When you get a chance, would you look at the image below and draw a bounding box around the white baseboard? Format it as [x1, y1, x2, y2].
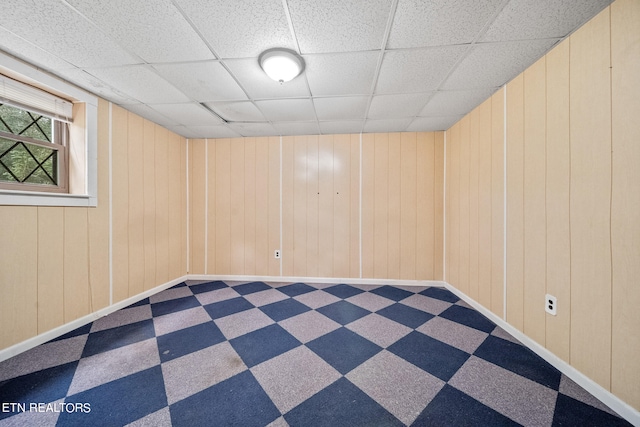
[442, 282, 640, 427]
[187, 274, 446, 288]
[0, 275, 188, 364]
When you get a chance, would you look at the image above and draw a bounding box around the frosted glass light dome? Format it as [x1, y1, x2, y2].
[259, 48, 305, 84]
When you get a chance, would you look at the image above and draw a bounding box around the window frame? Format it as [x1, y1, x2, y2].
[0, 51, 98, 207]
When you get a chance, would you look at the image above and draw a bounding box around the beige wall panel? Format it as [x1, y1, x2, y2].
[349, 135, 360, 278]
[143, 120, 157, 288]
[523, 58, 547, 345]
[254, 137, 270, 276]
[400, 133, 418, 280]
[63, 208, 90, 321]
[490, 89, 505, 317]
[569, 8, 612, 389]
[292, 136, 308, 277]
[611, 0, 640, 409]
[333, 134, 351, 278]
[154, 127, 170, 285]
[458, 118, 470, 295]
[545, 40, 571, 362]
[448, 124, 460, 287]
[37, 207, 64, 333]
[127, 113, 144, 297]
[205, 139, 216, 274]
[0, 207, 38, 348]
[244, 138, 257, 275]
[361, 134, 375, 278]
[267, 137, 280, 276]
[468, 110, 480, 301]
[416, 132, 434, 280]
[215, 139, 231, 275]
[373, 133, 389, 278]
[180, 138, 188, 275]
[318, 135, 335, 277]
[387, 134, 401, 279]
[87, 100, 110, 310]
[190, 139, 207, 275]
[281, 136, 295, 276]
[433, 132, 444, 281]
[306, 136, 319, 277]
[478, 100, 493, 309]
[168, 134, 183, 279]
[506, 75, 525, 331]
[111, 105, 129, 303]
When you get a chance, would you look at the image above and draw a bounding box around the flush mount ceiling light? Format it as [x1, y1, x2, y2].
[259, 48, 305, 84]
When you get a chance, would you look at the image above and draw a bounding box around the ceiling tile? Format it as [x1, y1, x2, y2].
[368, 93, 432, 119]
[407, 115, 462, 132]
[442, 39, 558, 90]
[375, 46, 468, 94]
[224, 58, 310, 99]
[227, 122, 278, 137]
[313, 96, 369, 121]
[149, 103, 222, 126]
[54, 68, 138, 104]
[254, 99, 316, 122]
[305, 52, 379, 96]
[388, 0, 505, 49]
[481, 0, 613, 42]
[0, 27, 76, 73]
[123, 104, 180, 127]
[273, 121, 320, 136]
[319, 121, 364, 135]
[205, 101, 266, 122]
[65, 0, 214, 63]
[288, 0, 393, 53]
[85, 65, 190, 104]
[363, 118, 412, 133]
[419, 88, 497, 117]
[0, 0, 139, 68]
[153, 62, 247, 102]
[168, 125, 240, 139]
[174, 0, 294, 58]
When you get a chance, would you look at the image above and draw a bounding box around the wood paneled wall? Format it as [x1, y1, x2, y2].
[445, 0, 640, 411]
[189, 132, 444, 281]
[0, 100, 187, 351]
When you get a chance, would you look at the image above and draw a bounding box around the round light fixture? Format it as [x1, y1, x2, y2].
[259, 48, 305, 84]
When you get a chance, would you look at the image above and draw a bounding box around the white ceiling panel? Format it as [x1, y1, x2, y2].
[313, 96, 369, 121]
[319, 121, 364, 135]
[273, 121, 321, 136]
[65, 0, 214, 63]
[123, 104, 180, 128]
[442, 39, 558, 90]
[85, 65, 190, 104]
[174, 0, 294, 59]
[153, 62, 247, 102]
[419, 89, 497, 117]
[255, 99, 316, 122]
[169, 125, 240, 139]
[224, 58, 310, 99]
[149, 103, 223, 126]
[54, 68, 137, 104]
[227, 122, 278, 137]
[375, 46, 468, 94]
[407, 115, 463, 132]
[288, 0, 393, 53]
[0, 0, 139, 68]
[481, 0, 612, 42]
[363, 118, 412, 133]
[205, 101, 266, 122]
[368, 93, 432, 119]
[0, 27, 76, 73]
[305, 52, 379, 96]
[388, 0, 506, 49]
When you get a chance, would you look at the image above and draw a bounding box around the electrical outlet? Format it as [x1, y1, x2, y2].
[545, 294, 557, 316]
[274, 250, 281, 259]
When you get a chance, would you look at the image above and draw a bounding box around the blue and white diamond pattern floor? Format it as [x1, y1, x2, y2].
[0, 281, 631, 426]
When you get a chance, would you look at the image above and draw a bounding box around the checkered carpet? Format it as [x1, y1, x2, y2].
[0, 281, 631, 426]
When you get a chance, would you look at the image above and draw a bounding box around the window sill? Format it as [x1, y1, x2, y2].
[0, 189, 97, 207]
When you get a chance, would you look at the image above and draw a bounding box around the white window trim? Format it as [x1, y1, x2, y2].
[0, 51, 98, 207]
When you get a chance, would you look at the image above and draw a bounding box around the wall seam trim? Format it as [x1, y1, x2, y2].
[186, 139, 190, 274]
[204, 139, 208, 275]
[443, 131, 447, 282]
[279, 136, 283, 277]
[503, 84, 508, 321]
[359, 133, 363, 279]
[108, 102, 113, 306]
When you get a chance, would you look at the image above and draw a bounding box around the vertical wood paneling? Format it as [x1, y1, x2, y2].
[37, 207, 64, 333]
[154, 127, 170, 285]
[478, 99, 492, 309]
[180, 137, 188, 275]
[244, 138, 257, 275]
[506, 74, 525, 331]
[63, 208, 89, 321]
[523, 57, 547, 345]
[448, 124, 460, 288]
[189, 139, 206, 274]
[111, 106, 129, 303]
[361, 134, 375, 278]
[611, 0, 640, 408]
[206, 139, 216, 274]
[569, 8, 612, 389]
[254, 137, 269, 275]
[306, 136, 319, 277]
[168, 133, 183, 279]
[458, 118, 470, 295]
[468, 109, 480, 301]
[292, 136, 308, 277]
[215, 139, 231, 275]
[373, 133, 389, 278]
[545, 40, 571, 361]
[416, 132, 434, 280]
[491, 89, 505, 317]
[433, 132, 444, 281]
[333, 134, 351, 278]
[281, 136, 294, 276]
[349, 134, 360, 278]
[268, 137, 280, 276]
[143, 120, 157, 288]
[318, 135, 334, 277]
[400, 133, 417, 280]
[127, 113, 144, 297]
[387, 134, 401, 279]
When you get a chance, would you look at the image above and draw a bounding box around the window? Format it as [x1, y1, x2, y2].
[0, 51, 98, 207]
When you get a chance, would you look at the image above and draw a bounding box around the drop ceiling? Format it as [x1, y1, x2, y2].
[0, 0, 612, 138]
